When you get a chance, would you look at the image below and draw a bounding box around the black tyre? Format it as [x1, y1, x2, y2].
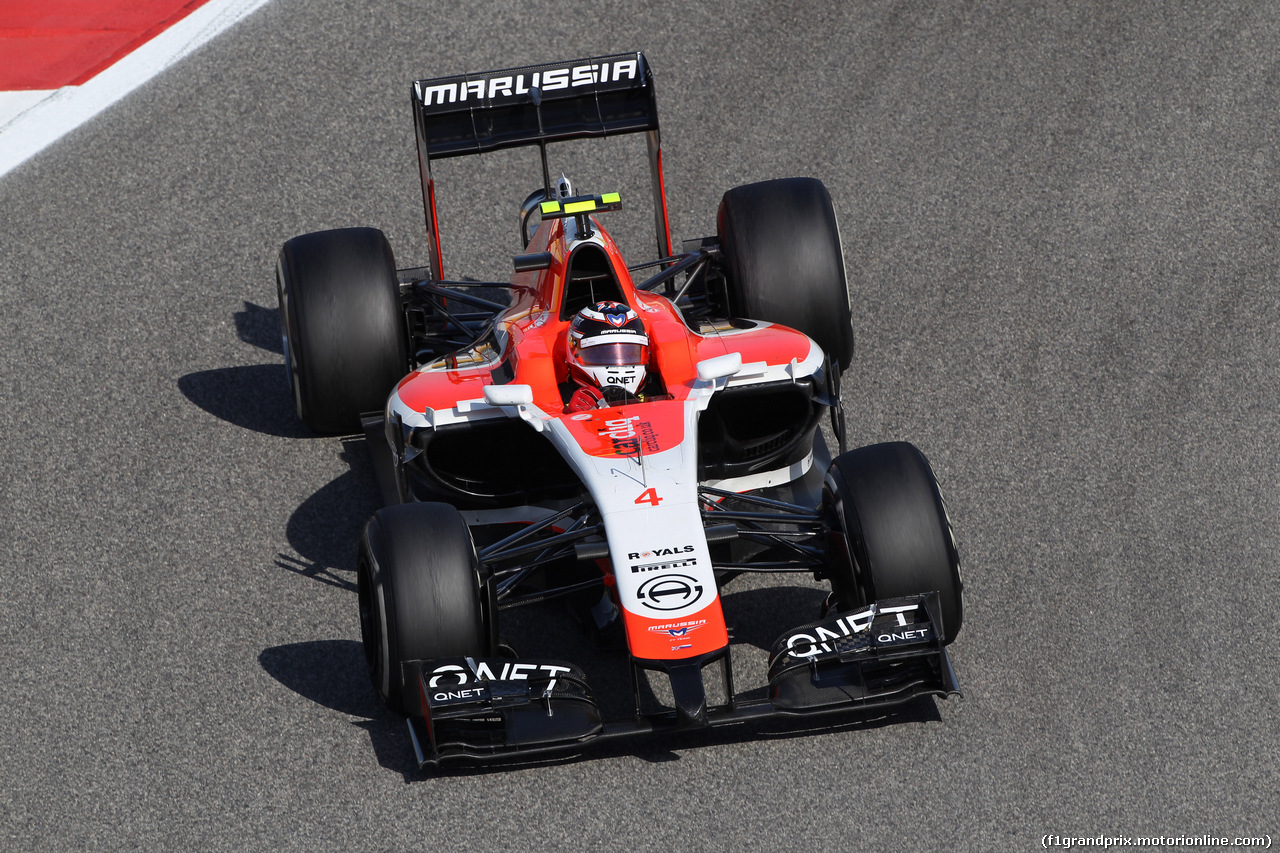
[716, 177, 854, 370]
[823, 442, 963, 644]
[276, 227, 409, 435]
[357, 502, 493, 715]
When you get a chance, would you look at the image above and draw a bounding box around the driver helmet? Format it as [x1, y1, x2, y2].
[567, 301, 650, 399]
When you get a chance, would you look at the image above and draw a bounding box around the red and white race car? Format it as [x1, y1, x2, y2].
[276, 53, 963, 765]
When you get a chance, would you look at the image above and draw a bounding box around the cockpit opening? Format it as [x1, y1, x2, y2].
[560, 243, 625, 319]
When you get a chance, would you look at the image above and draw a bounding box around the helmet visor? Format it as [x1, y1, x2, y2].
[578, 342, 648, 366]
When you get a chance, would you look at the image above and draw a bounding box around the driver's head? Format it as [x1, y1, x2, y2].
[567, 301, 650, 399]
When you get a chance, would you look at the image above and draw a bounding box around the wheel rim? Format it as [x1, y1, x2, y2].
[285, 334, 303, 417]
[356, 556, 389, 698]
[277, 272, 305, 417]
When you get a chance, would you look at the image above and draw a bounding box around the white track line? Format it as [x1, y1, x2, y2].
[0, 0, 273, 180]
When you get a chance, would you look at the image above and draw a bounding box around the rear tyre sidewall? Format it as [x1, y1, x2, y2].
[276, 227, 408, 435]
[717, 177, 855, 370]
[823, 441, 963, 644]
[357, 502, 492, 715]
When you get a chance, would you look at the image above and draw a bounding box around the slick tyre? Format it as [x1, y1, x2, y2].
[276, 227, 409, 435]
[357, 502, 493, 716]
[823, 442, 963, 645]
[717, 177, 855, 370]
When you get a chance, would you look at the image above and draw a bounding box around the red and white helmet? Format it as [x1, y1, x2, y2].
[567, 301, 650, 398]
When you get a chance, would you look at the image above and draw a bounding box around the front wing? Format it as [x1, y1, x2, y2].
[405, 593, 959, 766]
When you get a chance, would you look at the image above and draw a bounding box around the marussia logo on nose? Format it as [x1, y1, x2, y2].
[647, 619, 707, 637]
[628, 545, 694, 560]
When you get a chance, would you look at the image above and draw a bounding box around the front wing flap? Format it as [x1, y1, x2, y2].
[767, 593, 960, 712]
[407, 658, 603, 765]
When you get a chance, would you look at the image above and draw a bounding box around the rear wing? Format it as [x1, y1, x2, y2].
[411, 52, 672, 280]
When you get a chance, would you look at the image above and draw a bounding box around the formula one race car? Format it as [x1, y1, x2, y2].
[276, 52, 963, 765]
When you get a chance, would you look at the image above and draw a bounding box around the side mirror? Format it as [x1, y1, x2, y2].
[484, 384, 534, 407]
[696, 353, 743, 382]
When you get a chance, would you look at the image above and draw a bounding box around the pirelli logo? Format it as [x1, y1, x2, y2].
[631, 557, 697, 574]
[417, 58, 641, 108]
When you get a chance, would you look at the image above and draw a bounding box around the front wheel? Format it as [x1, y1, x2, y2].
[357, 502, 494, 715]
[822, 441, 963, 645]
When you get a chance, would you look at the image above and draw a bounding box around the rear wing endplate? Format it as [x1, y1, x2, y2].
[411, 52, 672, 279]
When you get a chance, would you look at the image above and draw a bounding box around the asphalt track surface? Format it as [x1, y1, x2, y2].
[3, 2, 1278, 849]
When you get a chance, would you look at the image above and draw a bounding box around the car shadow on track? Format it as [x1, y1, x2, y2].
[179, 302, 382, 586]
[234, 300, 282, 354]
[258, 639, 423, 779]
[178, 363, 310, 438]
[273, 440, 380, 593]
[177, 302, 307, 438]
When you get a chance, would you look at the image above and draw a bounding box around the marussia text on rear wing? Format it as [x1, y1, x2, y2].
[411, 52, 671, 280]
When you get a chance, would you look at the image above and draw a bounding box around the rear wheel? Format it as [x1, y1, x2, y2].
[823, 441, 963, 644]
[716, 177, 854, 370]
[357, 502, 493, 715]
[276, 227, 409, 435]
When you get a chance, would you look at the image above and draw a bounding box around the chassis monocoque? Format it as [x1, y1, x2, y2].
[276, 52, 964, 765]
